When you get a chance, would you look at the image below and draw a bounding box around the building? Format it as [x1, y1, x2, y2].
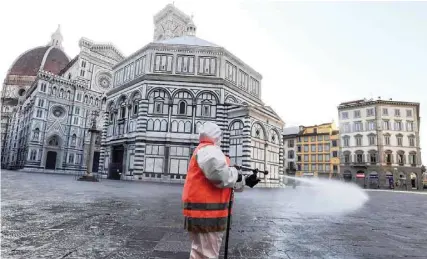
[283, 122, 339, 179]
[338, 98, 423, 190]
[1, 4, 285, 187]
[283, 126, 299, 175]
[1, 26, 70, 168]
[102, 4, 285, 186]
[1, 26, 124, 172]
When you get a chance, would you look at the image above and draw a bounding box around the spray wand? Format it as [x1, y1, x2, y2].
[224, 166, 268, 259]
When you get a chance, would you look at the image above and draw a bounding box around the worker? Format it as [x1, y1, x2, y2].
[182, 122, 260, 259]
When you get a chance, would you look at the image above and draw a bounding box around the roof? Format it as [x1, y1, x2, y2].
[283, 126, 300, 135]
[155, 35, 218, 47]
[8, 46, 70, 76]
[59, 55, 79, 76]
[338, 98, 420, 109]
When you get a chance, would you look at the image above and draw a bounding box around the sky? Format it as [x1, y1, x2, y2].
[1, 0, 426, 162]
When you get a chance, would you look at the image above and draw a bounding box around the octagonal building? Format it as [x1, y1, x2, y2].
[102, 4, 285, 186]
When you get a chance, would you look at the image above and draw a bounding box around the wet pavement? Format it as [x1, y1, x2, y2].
[1, 170, 427, 259]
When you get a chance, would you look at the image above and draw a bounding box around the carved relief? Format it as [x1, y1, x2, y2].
[96, 72, 112, 93]
[154, 10, 188, 41]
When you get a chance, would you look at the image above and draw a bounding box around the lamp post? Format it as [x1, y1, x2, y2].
[78, 110, 100, 182]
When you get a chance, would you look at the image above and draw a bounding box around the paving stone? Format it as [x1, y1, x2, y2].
[154, 240, 191, 252]
[1, 170, 427, 259]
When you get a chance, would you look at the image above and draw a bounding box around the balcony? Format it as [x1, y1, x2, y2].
[351, 161, 368, 168]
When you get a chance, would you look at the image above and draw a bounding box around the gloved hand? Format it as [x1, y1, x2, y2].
[245, 173, 261, 188]
[234, 174, 245, 192]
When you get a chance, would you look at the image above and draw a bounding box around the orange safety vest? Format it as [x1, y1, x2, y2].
[182, 141, 232, 233]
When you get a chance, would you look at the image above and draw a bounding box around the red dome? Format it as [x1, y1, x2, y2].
[8, 46, 69, 76]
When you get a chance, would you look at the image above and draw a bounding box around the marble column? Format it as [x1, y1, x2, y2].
[85, 111, 100, 176]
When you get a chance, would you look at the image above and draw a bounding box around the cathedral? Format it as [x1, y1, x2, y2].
[1, 4, 285, 187]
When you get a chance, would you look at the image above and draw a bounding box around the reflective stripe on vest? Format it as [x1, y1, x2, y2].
[183, 202, 229, 210]
[182, 142, 232, 233]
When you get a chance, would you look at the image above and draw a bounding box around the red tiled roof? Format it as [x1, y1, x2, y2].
[8, 46, 69, 76]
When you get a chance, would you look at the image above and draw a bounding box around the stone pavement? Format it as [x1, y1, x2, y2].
[1, 170, 427, 259]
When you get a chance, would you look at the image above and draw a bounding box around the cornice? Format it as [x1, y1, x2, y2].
[112, 43, 262, 79]
[338, 100, 420, 110]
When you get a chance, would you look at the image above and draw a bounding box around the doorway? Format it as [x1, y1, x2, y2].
[343, 171, 352, 182]
[410, 173, 417, 189]
[108, 145, 124, 180]
[92, 151, 100, 173]
[45, 151, 57, 170]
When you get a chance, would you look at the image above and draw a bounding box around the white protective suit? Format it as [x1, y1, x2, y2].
[189, 122, 244, 259]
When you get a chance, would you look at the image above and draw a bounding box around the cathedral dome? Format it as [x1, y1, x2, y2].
[8, 46, 69, 76]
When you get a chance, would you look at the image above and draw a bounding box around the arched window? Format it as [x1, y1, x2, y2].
[196, 92, 217, 118]
[90, 97, 93, 104]
[173, 91, 193, 116]
[178, 101, 186, 115]
[201, 100, 211, 117]
[84, 95, 88, 103]
[59, 89, 64, 98]
[131, 91, 141, 116]
[120, 106, 126, 118]
[147, 119, 154, 131]
[95, 98, 99, 106]
[195, 121, 203, 134]
[270, 130, 279, 144]
[184, 121, 192, 133]
[267, 129, 280, 180]
[251, 123, 265, 139]
[160, 120, 168, 132]
[148, 89, 169, 115]
[133, 102, 139, 115]
[66, 90, 71, 100]
[52, 87, 57, 96]
[251, 123, 266, 172]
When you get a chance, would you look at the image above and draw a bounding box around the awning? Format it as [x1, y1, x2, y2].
[356, 173, 365, 178]
[303, 173, 314, 176]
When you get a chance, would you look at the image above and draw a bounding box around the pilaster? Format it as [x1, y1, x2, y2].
[217, 104, 229, 155]
[99, 111, 109, 174]
[278, 133, 284, 183]
[241, 116, 252, 168]
[134, 99, 149, 174]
